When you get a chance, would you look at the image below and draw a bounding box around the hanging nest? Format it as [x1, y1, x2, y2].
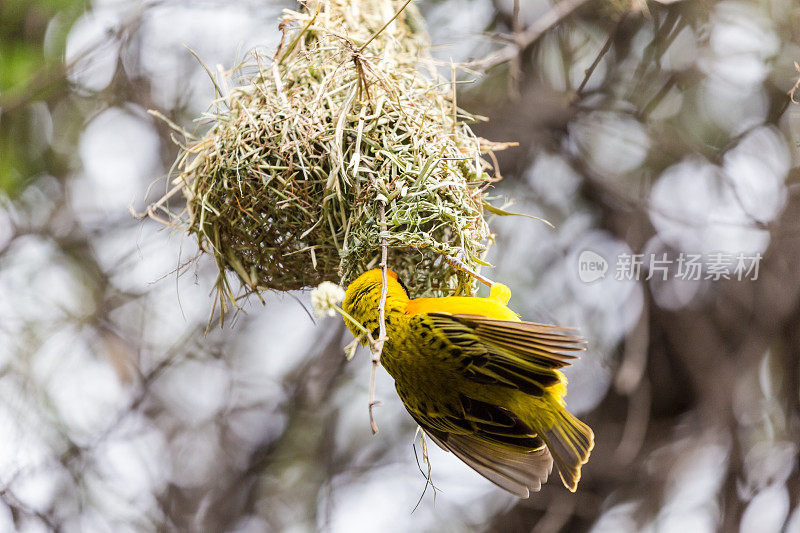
[150, 0, 510, 312]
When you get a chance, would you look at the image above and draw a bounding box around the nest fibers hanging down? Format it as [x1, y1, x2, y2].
[149, 0, 510, 312]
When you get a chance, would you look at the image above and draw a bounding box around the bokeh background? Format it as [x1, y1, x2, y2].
[2, 0, 800, 531]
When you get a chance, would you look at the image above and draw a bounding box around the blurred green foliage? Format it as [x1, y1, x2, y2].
[0, 0, 85, 195]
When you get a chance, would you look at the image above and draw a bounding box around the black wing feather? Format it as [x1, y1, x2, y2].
[421, 313, 579, 394]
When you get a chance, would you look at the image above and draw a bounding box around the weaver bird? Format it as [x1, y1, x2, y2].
[342, 269, 594, 497]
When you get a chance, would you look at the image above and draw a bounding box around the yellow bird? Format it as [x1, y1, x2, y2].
[342, 268, 594, 497]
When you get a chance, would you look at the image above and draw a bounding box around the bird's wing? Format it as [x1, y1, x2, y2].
[397, 385, 552, 497]
[429, 313, 585, 369]
[422, 314, 594, 492]
[397, 386, 545, 450]
[404, 396, 553, 498]
[424, 431, 553, 498]
[416, 313, 580, 396]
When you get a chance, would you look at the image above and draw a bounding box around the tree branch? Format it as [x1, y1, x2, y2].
[468, 0, 593, 71]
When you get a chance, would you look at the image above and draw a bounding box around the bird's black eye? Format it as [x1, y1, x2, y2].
[396, 275, 410, 297]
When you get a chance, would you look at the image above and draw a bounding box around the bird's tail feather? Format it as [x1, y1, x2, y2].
[536, 408, 594, 492]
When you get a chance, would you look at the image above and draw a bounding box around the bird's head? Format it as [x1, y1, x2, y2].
[342, 269, 409, 339]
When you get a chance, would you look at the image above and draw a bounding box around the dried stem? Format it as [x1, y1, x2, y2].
[789, 61, 800, 104]
[369, 200, 389, 434]
[359, 0, 414, 53]
[444, 252, 494, 287]
[130, 181, 184, 223]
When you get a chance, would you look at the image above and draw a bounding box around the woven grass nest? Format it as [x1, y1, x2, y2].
[154, 0, 512, 312]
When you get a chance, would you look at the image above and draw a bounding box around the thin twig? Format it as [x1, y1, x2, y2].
[278, 1, 322, 65]
[443, 252, 494, 287]
[359, 0, 414, 53]
[531, 495, 578, 533]
[789, 62, 800, 104]
[369, 201, 389, 434]
[572, 12, 627, 102]
[411, 427, 439, 511]
[640, 72, 678, 119]
[0, 487, 59, 531]
[450, 60, 457, 136]
[614, 380, 652, 464]
[507, 0, 522, 100]
[468, 0, 592, 71]
[627, 10, 683, 100]
[130, 181, 184, 222]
